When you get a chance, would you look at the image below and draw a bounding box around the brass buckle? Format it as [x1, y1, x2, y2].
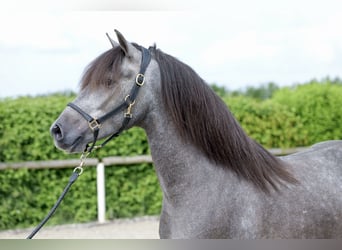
[124, 112, 133, 118]
[88, 119, 101, 131]
[124, 95, 135, 118]
[124, 102, 134, 118]
[135, 73, 145, 86]
[125, 95, 136, 104]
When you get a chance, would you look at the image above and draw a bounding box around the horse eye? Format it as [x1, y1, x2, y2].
[105, 79, 114, 88]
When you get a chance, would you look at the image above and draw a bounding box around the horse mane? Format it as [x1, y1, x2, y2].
[150, 46, 298, 193]
[80, 43, 298, 193]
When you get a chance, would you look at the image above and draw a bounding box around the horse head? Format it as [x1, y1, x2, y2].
[50, 30, 157, 153]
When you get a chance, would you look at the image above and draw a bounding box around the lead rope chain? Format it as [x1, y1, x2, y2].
[26, 151, 91, 239]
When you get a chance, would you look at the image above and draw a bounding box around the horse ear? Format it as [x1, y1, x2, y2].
[106, 33, 119, 48]
[114, 29, 138, 58]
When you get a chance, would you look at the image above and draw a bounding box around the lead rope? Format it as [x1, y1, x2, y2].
[26, 46, 152, 239]
[26, 151, 90, 239]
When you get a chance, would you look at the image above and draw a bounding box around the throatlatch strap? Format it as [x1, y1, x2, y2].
[99, 116, 132, 148]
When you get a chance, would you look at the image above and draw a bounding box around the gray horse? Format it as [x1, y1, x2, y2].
[50, 30, 342, 238]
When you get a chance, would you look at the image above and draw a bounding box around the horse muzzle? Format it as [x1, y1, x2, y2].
[50, 122, 86, 153]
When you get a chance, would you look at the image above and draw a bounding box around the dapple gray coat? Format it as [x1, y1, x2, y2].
[51, 30, 342, 238]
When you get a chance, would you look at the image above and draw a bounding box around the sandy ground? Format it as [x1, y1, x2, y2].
[0, 216, 159, 239]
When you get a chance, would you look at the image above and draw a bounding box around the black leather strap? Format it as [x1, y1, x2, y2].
[98, 115, 132, 148]
[97, 102, 128, 124]
[67, 102, 95, 123]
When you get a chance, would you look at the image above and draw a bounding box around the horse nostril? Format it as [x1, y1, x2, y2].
[51, 124, 63, 141]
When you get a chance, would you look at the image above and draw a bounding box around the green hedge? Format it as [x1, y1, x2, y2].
[225, 80, 342, 147]
[271, 80, 342, 144]
[0, 81, 341, 230]
[225, 96, 308, 148]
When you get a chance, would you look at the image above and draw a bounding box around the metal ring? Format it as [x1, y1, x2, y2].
[124, 95, 136, 105]
[135, 74, 145, 86]
[88, 119, 101, 131]
[73, 166, 84, 176]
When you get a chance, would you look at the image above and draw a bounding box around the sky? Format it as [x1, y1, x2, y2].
[0, 0, 342, 98]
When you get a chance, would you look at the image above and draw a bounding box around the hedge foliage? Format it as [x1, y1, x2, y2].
[271, 80, 342, 144]
[0, 80, 341, 230]
[225, 96, 308, 148]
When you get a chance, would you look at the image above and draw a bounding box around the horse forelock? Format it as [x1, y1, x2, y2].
[151, 47, 298, 193]
[80, 42, 143, 91]
[79, 47, 125, 91]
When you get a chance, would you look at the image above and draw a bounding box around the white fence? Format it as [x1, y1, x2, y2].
[0, 148, 307, 223]
[0, 155, 153, 223]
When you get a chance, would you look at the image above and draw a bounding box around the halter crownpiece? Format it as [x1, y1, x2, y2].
[67, 44, 152, 154]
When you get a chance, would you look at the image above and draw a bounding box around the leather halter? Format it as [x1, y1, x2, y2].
[67, 47, 152, 153]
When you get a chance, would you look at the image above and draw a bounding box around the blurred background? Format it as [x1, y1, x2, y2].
[0, 0, 341, 237]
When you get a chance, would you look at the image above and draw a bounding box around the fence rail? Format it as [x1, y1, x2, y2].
[0, 147, 307, 223]
[0, 155, 154, 170]
[0, 147, 305, 170]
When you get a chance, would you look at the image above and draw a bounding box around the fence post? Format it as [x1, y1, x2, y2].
[96, 162, 106, 223]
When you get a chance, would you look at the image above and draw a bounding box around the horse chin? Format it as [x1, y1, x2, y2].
[54, 136, 86, 154]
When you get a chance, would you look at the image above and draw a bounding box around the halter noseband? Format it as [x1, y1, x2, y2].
[67, 47, 152, 153]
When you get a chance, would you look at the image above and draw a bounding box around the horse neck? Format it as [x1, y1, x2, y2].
[140, 104, 236, 202]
